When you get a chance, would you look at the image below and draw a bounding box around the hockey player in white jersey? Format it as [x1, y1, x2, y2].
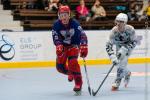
[106, 13, 138, 91]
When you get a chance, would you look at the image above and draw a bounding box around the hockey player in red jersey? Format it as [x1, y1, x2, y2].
[52, 5, 88, 95]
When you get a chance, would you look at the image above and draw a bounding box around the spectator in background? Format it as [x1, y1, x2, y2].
[28, 1, 35, 9]
[22, 2, 27, 9]
[59, 0, 69, 5]
[144, 0, 150, 19]
[1, 0, 11, 9]
[45, 0, 59, 11]
[115, 5, 127, 12]
[76, 0, 91, 22]
[35, 0, 46, 9]
[134, 0, 149, 21]
[110, 0, 128, 1]
[22, 1, 35, 9]
[91, 0, 106, 21]
[57, 0, 70, 9]
[112, 0, 127, 12]
[127, 1, 143, 21]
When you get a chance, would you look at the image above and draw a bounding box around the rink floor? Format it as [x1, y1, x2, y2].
[0, 64, 149, 100]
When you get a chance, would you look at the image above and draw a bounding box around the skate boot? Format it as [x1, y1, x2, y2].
[111, 78, 122, 91]
[74, 84, 82, 96]
[124, 72, 131, 88]
[68, 74, 73, 82]
[73, 75, 82, 96]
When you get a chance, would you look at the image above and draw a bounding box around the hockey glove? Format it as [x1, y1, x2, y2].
[80, 44, 88, 58]
[110, 54, 119, 65]
[118, 46, 128, 60]
[56, 44, 63, 56]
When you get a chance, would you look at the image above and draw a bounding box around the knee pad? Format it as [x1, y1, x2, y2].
[68, 58, 80, 73]
[57, 55, 67, 64]
[56, 63, 68, 75]
[56, 55, 68, 74]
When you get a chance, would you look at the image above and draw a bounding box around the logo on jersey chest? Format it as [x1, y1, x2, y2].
[115, 32, 129, 41]
[60, 29, 75, 37]
[60, 29, 75, 44]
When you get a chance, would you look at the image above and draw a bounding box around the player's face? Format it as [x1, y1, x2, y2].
[115, 20, 125, 30]
[59, 13, 70, 25]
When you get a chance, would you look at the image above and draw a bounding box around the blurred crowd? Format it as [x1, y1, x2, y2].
[1, 0, 150, 22]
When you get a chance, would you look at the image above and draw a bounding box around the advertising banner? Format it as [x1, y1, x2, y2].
[0, 30, 149, 63]
[0, 31, 52, 62]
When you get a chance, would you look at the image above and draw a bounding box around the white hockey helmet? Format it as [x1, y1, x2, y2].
[115, 13, 128, 23]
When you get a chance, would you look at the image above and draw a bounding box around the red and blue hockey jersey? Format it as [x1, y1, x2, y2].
[52, 18, 88, 46]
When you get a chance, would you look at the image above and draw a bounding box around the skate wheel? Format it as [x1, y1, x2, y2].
[111, 86, 118, 91]
[74, 91, 81, 96]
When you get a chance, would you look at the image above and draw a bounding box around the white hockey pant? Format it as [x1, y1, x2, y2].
[115, 55, 130, 80]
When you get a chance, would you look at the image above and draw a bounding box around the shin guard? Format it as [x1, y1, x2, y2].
[73, 75, 83, 91]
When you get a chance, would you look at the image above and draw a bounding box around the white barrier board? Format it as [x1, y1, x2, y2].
[0, 30, 149, 62]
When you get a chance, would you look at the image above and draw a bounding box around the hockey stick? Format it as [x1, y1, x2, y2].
[83, 58, 92, 95]
[92, 64, 115, 96]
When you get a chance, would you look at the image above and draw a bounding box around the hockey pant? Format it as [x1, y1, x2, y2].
[115, 55, 130, 80]
[56, 46, 82, 86]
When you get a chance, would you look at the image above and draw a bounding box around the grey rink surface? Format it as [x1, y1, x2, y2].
[0, 64, 149, 100]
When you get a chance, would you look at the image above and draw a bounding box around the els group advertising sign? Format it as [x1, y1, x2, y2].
[0, 31, 52, 62]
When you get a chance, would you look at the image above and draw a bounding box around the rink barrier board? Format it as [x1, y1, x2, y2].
[0, 58, 150, 68]
[0, 30, 149, 68]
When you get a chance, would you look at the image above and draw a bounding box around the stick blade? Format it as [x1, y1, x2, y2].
[92, 89, 96, 96]
[88, 87, 91, 95]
